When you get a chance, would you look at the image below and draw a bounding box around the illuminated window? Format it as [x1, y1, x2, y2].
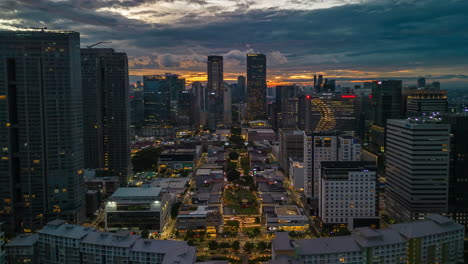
[33, 160, 40, 164]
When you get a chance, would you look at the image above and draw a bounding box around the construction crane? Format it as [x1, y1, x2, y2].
[86, 41, 112, 49]
[30, 27, 47, 32]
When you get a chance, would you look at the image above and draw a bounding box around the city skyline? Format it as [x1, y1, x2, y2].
[1, 0, 467, 88]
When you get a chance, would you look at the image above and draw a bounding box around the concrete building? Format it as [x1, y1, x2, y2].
[81, 48, 131, 186]
[246, 54, 267, 120]
[158, 148, 201, 174]
[337, 136, 361, 161]
[207, 56, 224, 130]
[278, 129, 304, 173]
[319, 161, 378, 233]
[105, 187, 170, 232]
[25, 220, 196, 264]
[274, 86, 299, 130]
[371, 80, 403, 127]
[265, 205, 309, 232]
[247, 128, 276, 142]
[386, 118, 450, 222]
[406, 89, 448, 117]
[271, 215, 464, 264]
[4, 234, 38, 264]
[176, 206, 222, 237]
[0, 30, 85, 234]
[289, 159, 304, 191]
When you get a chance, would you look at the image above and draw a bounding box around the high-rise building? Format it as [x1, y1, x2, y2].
[442, 115, 468, 231]
[223, 84, 232, 126]
[237, 75, 246, 103]
[207, 56, 223, 94]
[206, 56, 224, 130]
[129, 82, 144, 129]
[192, 82, 207, 129]
[317, 75, 324, 92]
[319, 161, 378, 232]
[0, 31, 85, 235]
[406, 90, 448, 117]
[304, 133, 362, 201]
[417, 77, 426, 89]
[274, 85, 299, 130]
[371, 80, 403, 127]
[278, 129, 304, 173]
[385, 118, 450, 222]
[177, 90, 194, 128]
[143, 75, 172, 127]
[81, 48, 131, 186]
[246, 54, 267, 120]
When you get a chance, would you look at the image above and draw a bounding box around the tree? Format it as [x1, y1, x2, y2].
[229, 135, 244, 149]
[238, 175, 254, 187]
[226, 169, 241, 182]
[256, 241, 269, 251]
[232, 240, 240, 251]
[229, 151, 240, 160]
[240, 156, 250, 175]
[252, 227, 261, 237]
[226, 161, 237, 172]
[243, 242, 255, 253]
[141, 230, 150, 239]
[131, 147, 163, 173]
[208, 240, 219, 250]
[254, 217, 260, 224]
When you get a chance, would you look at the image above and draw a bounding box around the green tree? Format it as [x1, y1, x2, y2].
[141, 230, 150, 239]
[240, 156, 250, 175]
[229, 151, 240, 160]
[254, 217, 260, 224]
[232, 240, 240, 251]
[252, 227, 261, 237]
[229, 135, 244, 149]
[243, 242, 255, 253]
[226, 169, 241, 182]
[256, 241, 269, 251]
[208, 240, 219, 250]
[225, 220, 240, 228]
[131, 147, 163, 173]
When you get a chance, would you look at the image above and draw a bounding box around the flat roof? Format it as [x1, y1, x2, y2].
[296, 236, 362, 255]
[5, 234, 38, 247]
[111, 187, 162, 199]
[81, 231, 140, 248]
[39, 220, 95, 239]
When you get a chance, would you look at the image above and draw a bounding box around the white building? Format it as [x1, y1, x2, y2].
[271, 214, 464, 264]
[289, 158, 304, 191]
[303, 133, 362, 199]
[385, 118, 450, 222]
[319, 161, 377, 232]
[338, 136, 361, 161]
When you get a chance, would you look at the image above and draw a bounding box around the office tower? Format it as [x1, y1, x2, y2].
[271, 215, 464, 263]
[317, 75, 324, 92]
[386, 118, 450, 222]
[278, 129, 304, 173]
[371, 80, 403, 127]
[302, 94, 358, 135]
[338, 136, 362, 161]
[319, 161, 378, 232]
[192, 82, 207, 129]
[274, 85, 299, 130]
[81, 48, 131, 186]
[406, 90, 448, 117]
[246, 54, 267, 120]
[313, 75, 317, 91]
[303, 134, 338, 200]
[237, 76, 246, 103]
[207, 56, 223, 94]
[442, 115, 468, 230]
[143, 75, 171, 126]
[0, 31, 85, 235]
[165, 74, 185, 123]
[129, 83, 144, 129]
[417, 77, 426, 89]
[432, 81, 441, 90]
[223, 84, 232, 126]
[177, 90, 194, 128]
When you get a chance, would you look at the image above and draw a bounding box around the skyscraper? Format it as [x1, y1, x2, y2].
[81, 48, 131, 186]
[417, 77, 426, 89]
[192, 82, 207, 129]
[385, 118, 450, 222]
[207, 56, 223, 94]
[237, 76, 246, 103]
[406, 90, 448, 117]
[206, 56, 224, 130]
[246, 54, 267, 120]
[371, 80, 403, 127]
[223, 84, 232, 126]
[274, 85, 299, 130]
[0, 31, 85, 234]
[143, 75, 172, 127]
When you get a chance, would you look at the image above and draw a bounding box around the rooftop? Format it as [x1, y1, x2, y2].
[81, 231, 140, 248]
[111, 187, 162, 199]
[5, 234, 38, 247]
[39, 220, 95, 239]
[295, 236, 362, 255]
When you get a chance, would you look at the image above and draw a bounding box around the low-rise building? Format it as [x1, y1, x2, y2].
[105, 187, 170, 232]
[17, 220, 197, 264]
[270, 214, 464, 264]
[247, 128, 276, 142]
[265, 205, 309, 232]
[158, 148, 201, 173]
[4, 234, 38, 264]
[176, 206, 222, 237]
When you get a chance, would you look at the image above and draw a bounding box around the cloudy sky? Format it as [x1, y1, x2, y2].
[1, 0, 467, 87]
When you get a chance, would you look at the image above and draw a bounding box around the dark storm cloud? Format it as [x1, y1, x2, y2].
[3, 0, 468, 78]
